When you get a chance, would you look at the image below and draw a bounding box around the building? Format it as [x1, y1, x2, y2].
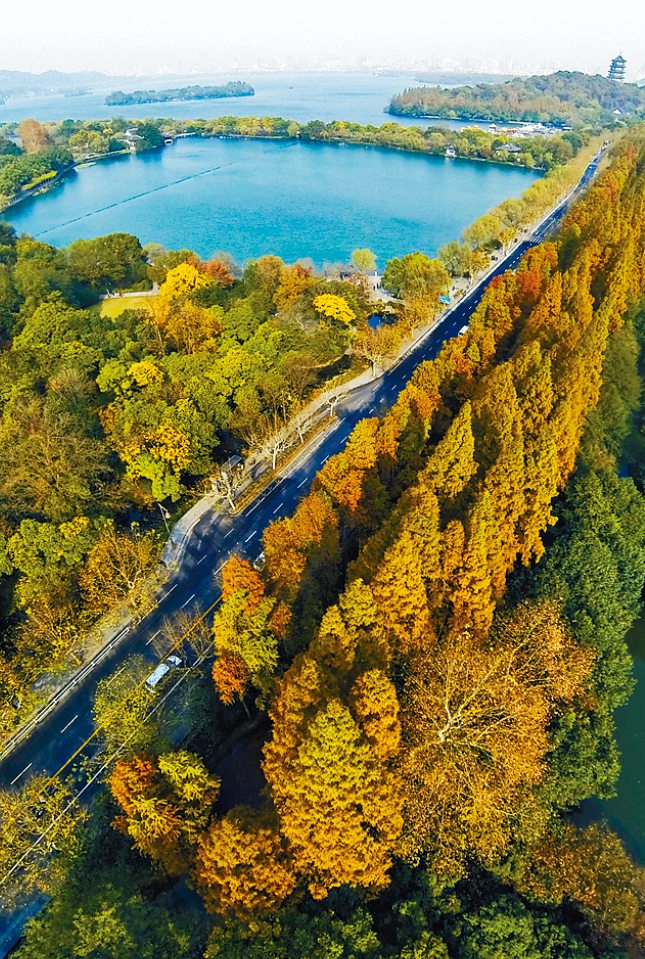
[608, 55, 627, 81]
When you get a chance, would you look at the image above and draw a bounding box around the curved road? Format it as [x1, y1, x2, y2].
[0, 148, 605, 791]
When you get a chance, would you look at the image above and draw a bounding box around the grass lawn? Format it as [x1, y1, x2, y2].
[95, 294, 158, 318]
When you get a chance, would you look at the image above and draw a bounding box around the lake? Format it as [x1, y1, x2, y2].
[0, 71, 516, 132]
[2, 137, 538, 267]
[580, 617, 645, 862]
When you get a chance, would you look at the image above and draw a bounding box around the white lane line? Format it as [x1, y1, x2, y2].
[298, 478, 308, 489]
[197, 554, 208, 565]
[60, 715, 78, 735]
[246, 501, 259, 514]
[245, 531, 256, 543]
[216, 561, 226, 573]
[166, 584, 177, 596]
[322, 455, 330, 464]
[272, 502, 282, 514]
[146, 629, 161, 646]
[223, 529, 233, 539]
[181, 593, 196, 609]
[11, 763, 32, 786]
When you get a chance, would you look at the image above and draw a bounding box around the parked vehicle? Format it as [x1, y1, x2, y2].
[145, 654, 182, 693]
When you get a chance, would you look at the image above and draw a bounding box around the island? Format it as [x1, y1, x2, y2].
[105, 81, 254, 106]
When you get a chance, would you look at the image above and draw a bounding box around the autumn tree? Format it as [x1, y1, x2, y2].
[17, 119, 50, 154]
[352, 323, 402, 377]
[194, 806, 296, 918]
[264, 690, 403, 898]
[111, 750, 220, 875]
[313, 293, 356, 327]
[399, 601, 593, 871]
[211, 560, 279, 703]
[80, 521, 159, 612]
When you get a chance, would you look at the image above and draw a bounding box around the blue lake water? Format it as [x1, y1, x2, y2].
[0, 71, 516, 131]
[3, 137, 537, 267]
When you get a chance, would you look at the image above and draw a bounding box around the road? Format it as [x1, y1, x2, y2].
[0, 148, 605, 791]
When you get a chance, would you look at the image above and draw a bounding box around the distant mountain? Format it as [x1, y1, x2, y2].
[0, 69, 112, 99]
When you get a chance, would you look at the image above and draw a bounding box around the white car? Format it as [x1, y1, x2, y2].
[458, 324, 469, 335]
[145, 654, 182, 693]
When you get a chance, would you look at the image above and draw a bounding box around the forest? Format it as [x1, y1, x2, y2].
[388, 70, 645, 129]
[1, 122, 645, 959]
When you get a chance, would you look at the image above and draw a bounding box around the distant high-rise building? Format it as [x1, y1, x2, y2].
[608, 55, 627, 80]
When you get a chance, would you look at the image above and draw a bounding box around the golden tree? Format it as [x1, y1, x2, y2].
[194, 807, 296, 918]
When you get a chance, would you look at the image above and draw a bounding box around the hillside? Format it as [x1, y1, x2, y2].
[388, 69, 645, 128]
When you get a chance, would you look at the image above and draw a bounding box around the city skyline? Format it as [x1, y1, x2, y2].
[0, 0, 641, 81]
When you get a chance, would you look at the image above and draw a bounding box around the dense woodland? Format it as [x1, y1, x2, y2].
[0, 226, 405, 725]
[2, 124, 645, 959]
[389, 70, 645, 128]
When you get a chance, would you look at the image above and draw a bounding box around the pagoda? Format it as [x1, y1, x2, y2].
[608, 54, 626, 80]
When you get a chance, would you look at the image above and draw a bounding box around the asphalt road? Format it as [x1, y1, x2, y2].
[0, 148, 605, 791]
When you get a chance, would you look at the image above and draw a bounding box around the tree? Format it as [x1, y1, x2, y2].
[80, 521, 159, 612]
[351, 248, 377, 274]
[211, 460, 245, 512]
[264, 693, 403, 899]
[0, 391, 110, 523]
[111, 749, 220, 874]
[17, 119, 50, 154]
[194, 807, 296, 918]
[93, 655, 160, 756]
[462, 213, 503, 250]
[313, 293, 356, 326]
[0, 774, 85, 903]
[517, 822, 645, 938]
[66, 233, 147, 295]
[382, 253, 450, 306]
[352, 324, 402, 377]
[211, 583, 279, 702]
[399, 601, 593, 870]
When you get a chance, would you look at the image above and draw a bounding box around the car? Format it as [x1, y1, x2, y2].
[458, 324, 469, 335]
[253, 550, 266, 571]
[145, 654, 183, 693]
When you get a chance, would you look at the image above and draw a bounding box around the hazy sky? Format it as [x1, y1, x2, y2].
[2, 0, 642, 78]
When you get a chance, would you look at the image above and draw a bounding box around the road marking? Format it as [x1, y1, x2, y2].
[272, 503, 282, 514]
[11, 763, 32, 786]
[181, 593, 196, 609]
[298, 478, 308, 489]
[166, 584, 177, 596]
[246, 501, 259, 514]
[197, 554, 208, 565]
[216, 561, 226, 573]
[245, 531, 256, 543]
[146, 630, 161, 646]
[60, 715, 78, 735]
[322, 455, 330, 464]
[223, 529, 233, 539]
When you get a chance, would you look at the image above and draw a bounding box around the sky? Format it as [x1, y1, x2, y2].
[2, 0, 643, 79]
